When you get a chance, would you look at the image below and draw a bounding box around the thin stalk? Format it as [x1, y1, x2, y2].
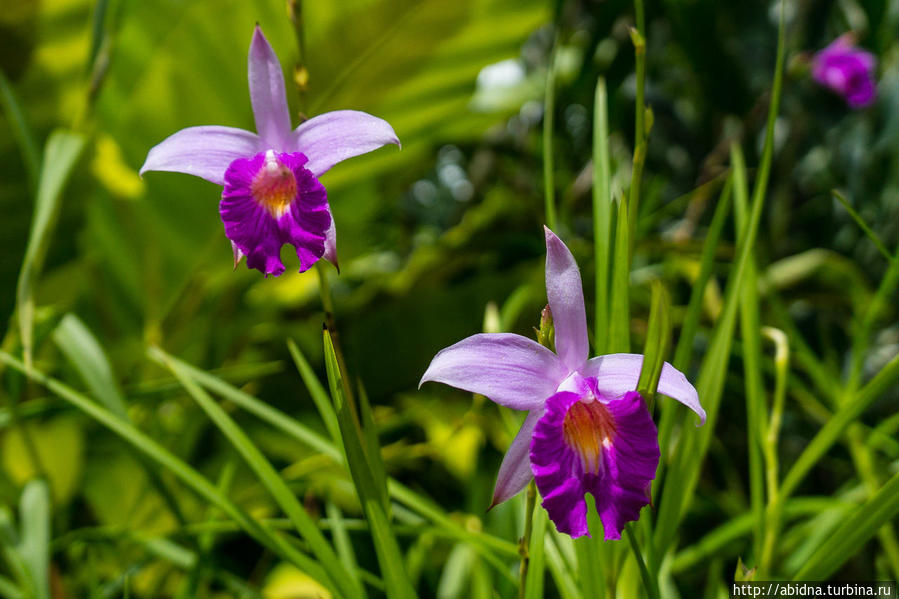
[758, 327, 788, 577]
[845, 427, 899, 579]
[627, 0, 648, 257]
[519, 481, 538, 599]
[624, 524, 659, 599]
[543, 42, 558, 231]
[287, 0, 309, 115]
[593, 77, 612, 354]
[832, 190, 893, 263]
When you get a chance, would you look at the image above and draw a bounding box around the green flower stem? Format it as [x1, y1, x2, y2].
[518, 481, 538, 599]
[543, 43, 558, 232]
[625, 523, 659, 599]
[758, 327, 788, 577]
[627, 0, 648, 258]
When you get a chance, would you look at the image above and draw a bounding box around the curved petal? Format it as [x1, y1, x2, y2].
[293, 110, 400, 177]
[490, 410, 540, 508]
[419, 333, 566, 411]
[321, 214, 338, 270]
[140, 126, 261, 185]
[583, 354, 706, 424]
[544, 227, 589, 371]
[248, 26, 293, 150]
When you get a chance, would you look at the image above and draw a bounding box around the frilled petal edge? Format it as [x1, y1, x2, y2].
[294, 110, 400, 177]
[419, 333, 567, 411]
[140, 126, 262, 186]
[583, 354, 706, 424]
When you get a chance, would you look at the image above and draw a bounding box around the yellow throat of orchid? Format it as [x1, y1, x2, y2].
[562, 398, 617, 475]
[251, 150, 297, 218]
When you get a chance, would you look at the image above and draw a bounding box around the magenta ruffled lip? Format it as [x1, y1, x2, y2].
[530, 385, 659, 539]
[220, 151, 330, 276]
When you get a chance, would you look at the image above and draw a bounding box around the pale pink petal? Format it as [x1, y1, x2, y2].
[419, 333, 566, 411]
[582, 354, 705, 423]
[248, 26, 293, 150]
[140, 126, 262, 185]
[294, 110, 400, 177]
[544, 227, 590, 371]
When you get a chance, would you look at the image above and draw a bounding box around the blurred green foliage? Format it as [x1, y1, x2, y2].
[1, 0, 898, 596]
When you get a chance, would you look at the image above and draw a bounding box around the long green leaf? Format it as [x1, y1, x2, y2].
[523, 504, 548, 599]
[323, 331, 416, 599]
[593, 76, 612, 354]
[155, 347, 339, 462]
[0, 69, 40, 192]
[732, 143, 766, 562]
[795, 472, 899, 580]
[0, 350, 330, 590]
[18, 480, 50, 599]
[16, 130, 86, 367]
[287, 338, 343, 450]
[608, 197, 631, 353]
[636, 280, 671, 401]
[780, 353, 899, 500]
[52, 314, 128, 418]
[654, 0, 787, 554]
[149, 346, 362, 599]
[657, 176, 732, 485]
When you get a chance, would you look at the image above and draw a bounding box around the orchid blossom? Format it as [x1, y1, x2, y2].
[812, 35, 877, 109]
[140, 26, 400, 276]
[420, 227, 705, 539]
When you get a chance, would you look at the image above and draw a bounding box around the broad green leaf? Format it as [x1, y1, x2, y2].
[16, 129, 86, 367]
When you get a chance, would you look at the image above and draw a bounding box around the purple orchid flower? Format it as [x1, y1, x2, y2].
[140, 26, 400, 276]
[812, 35, 877, 109]
[420, 227, 705, 539]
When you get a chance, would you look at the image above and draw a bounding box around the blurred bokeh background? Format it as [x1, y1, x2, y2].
[1, 0, 897, 596]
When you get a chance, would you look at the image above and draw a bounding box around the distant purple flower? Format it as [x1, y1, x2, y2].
[420, 228, 705, 539]
[141, 26, 399, 276]
[812, 35, 877, 108]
